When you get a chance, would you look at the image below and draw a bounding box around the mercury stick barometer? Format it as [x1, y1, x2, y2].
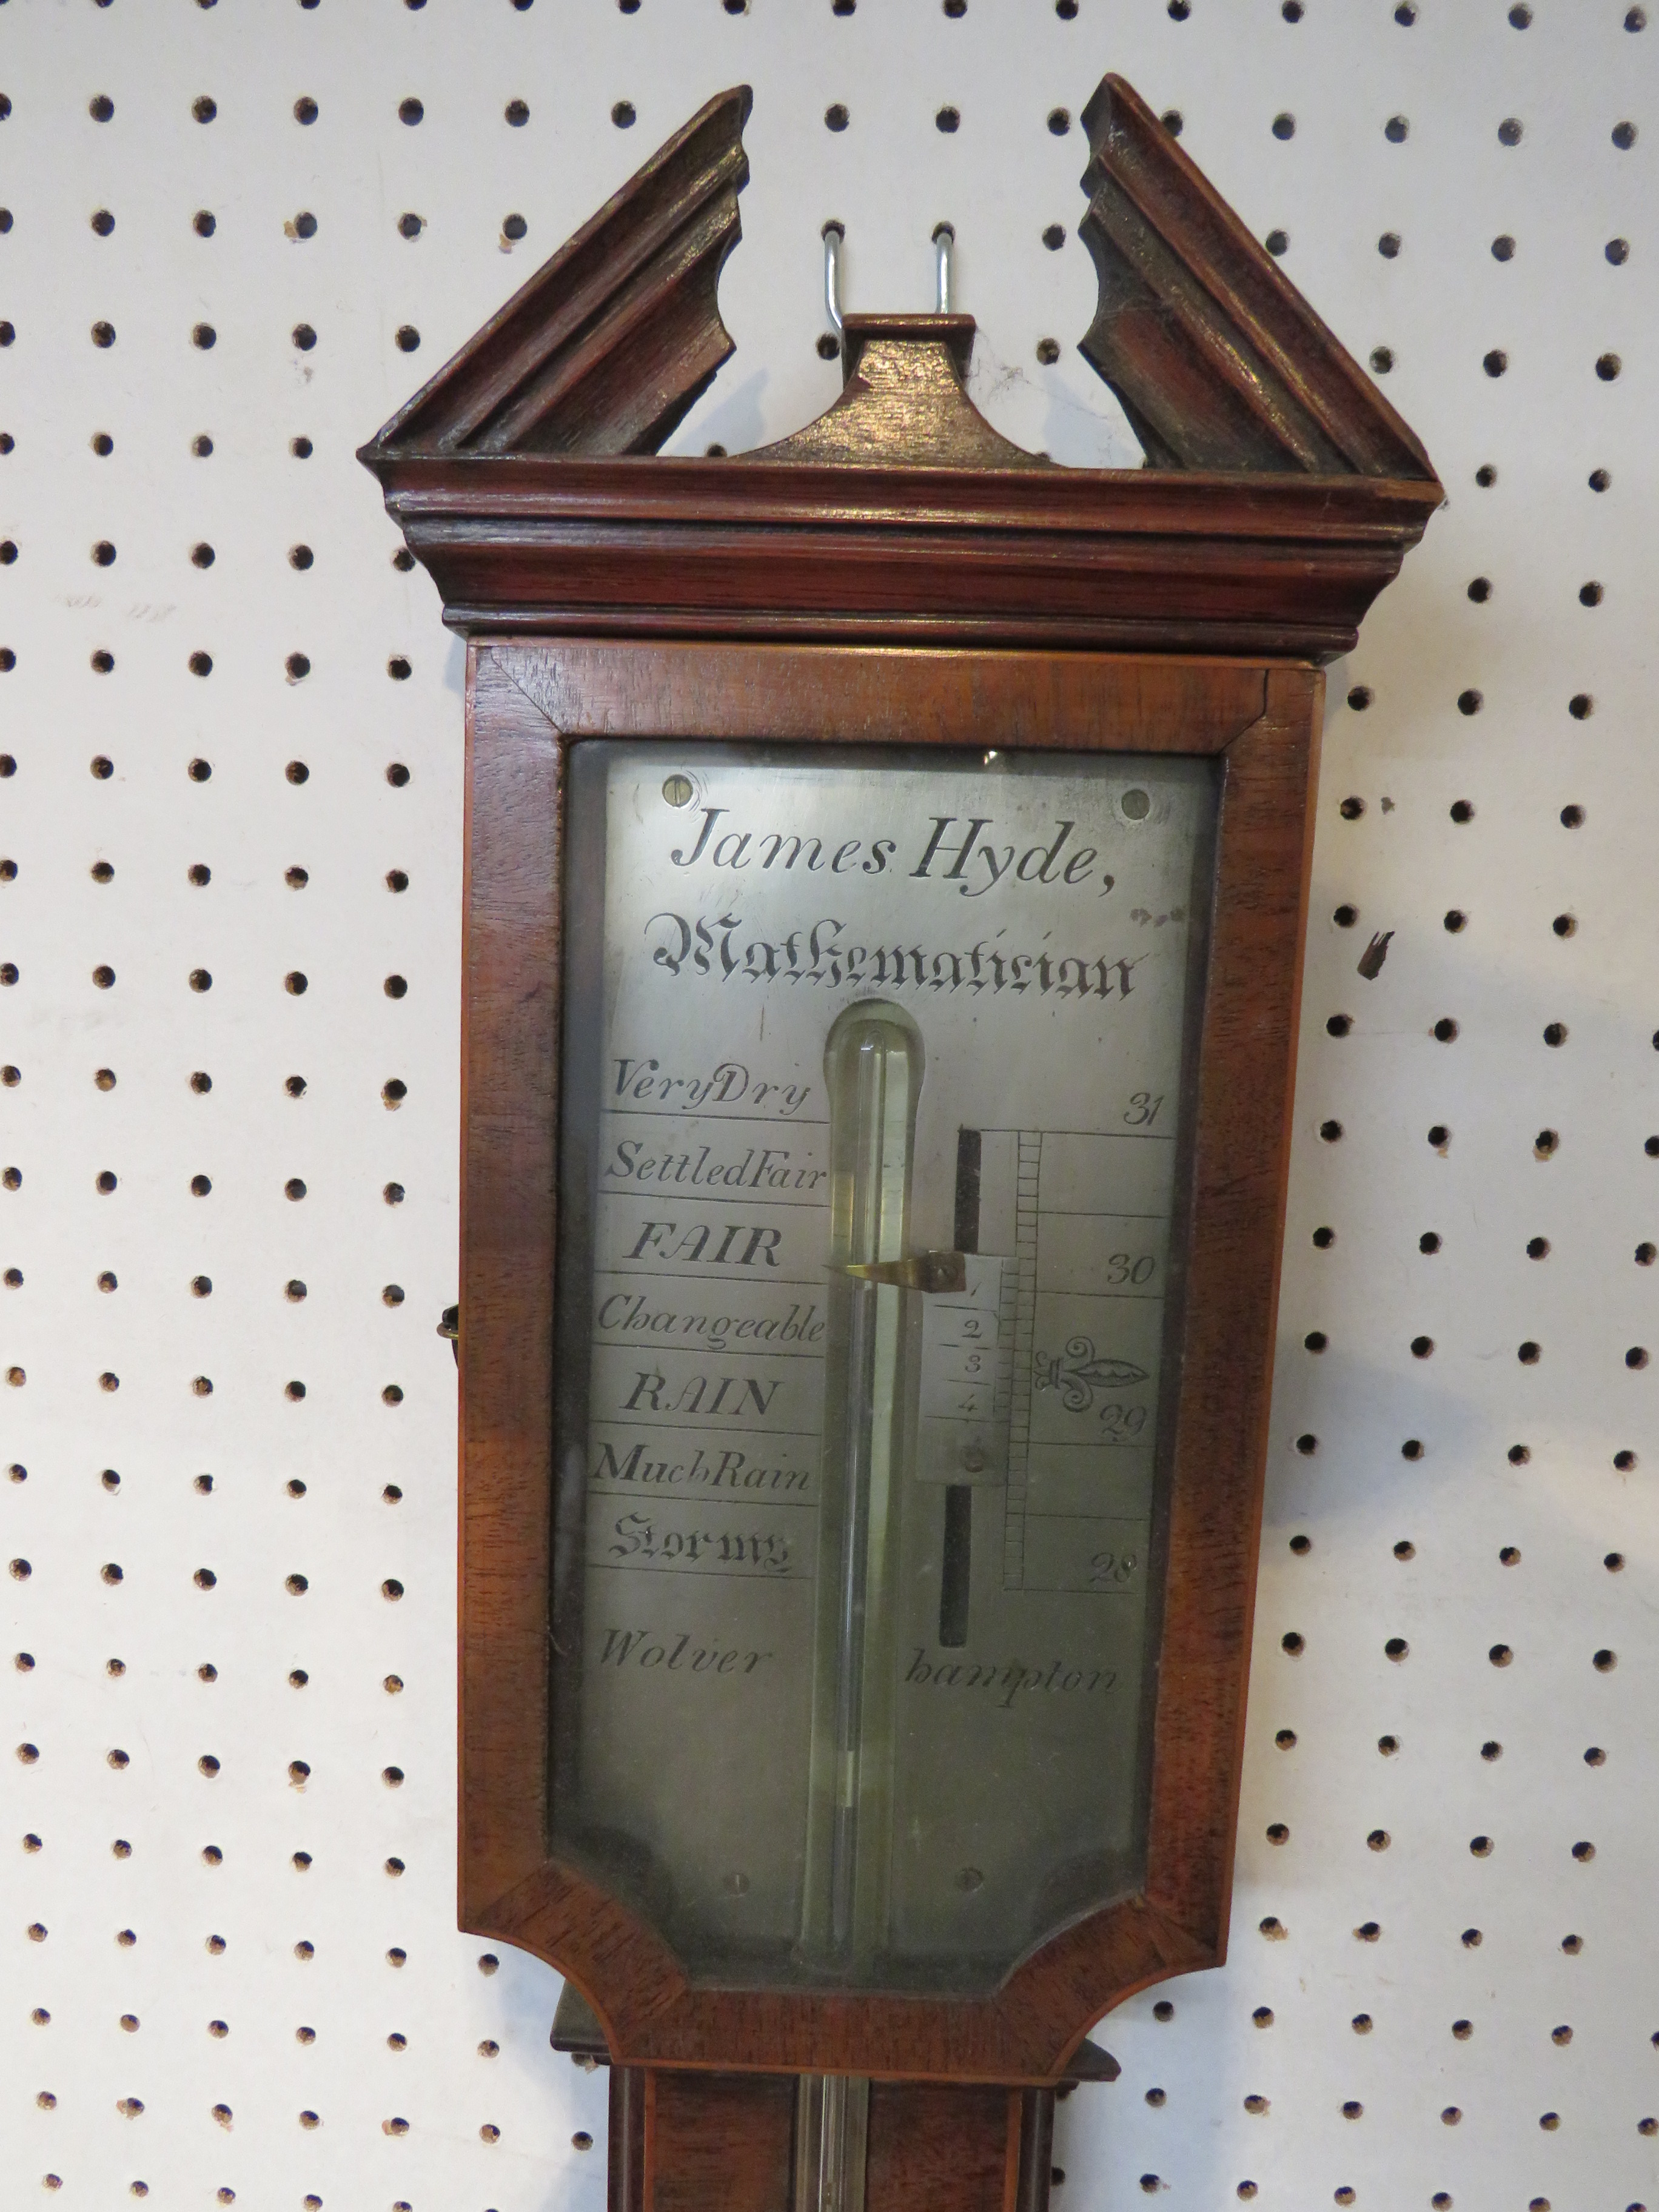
[361, 73, 1439, 2212]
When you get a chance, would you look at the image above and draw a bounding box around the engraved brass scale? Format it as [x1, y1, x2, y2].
[362, 69, 1440, 2212]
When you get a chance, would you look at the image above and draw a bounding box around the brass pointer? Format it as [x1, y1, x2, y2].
[842, 1251, 967, 1294]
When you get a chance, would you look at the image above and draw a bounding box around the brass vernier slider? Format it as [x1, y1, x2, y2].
[840, 1252, 967, 1295]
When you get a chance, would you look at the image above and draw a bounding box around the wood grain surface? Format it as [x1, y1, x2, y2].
[605, 2070, 1040, 2212]
[372, 454, 1436, 663]
[499, 639, 1265, 756]
[458, 645, 563, 1915]
[645, 2070, 797, 2212]
[363, 87, 751, 460]
[865, 2083, 1024, 2212]
[1079, 75, 1436, 477]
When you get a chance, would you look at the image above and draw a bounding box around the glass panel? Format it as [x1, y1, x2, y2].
[552, 742, 1217, 1992]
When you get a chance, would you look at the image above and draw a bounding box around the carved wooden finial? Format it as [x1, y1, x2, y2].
[748, 315, 1048, 471]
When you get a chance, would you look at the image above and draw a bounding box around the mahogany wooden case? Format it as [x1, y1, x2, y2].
[361, 64, 1439, 2102]
[458, 637, 1316, 2084]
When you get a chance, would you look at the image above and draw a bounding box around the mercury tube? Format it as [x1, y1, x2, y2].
[795, 1002, 923, 2212]
[801, 999, 923, 1977]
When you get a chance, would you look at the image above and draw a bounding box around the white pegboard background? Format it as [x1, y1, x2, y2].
[1, 2, 1655, 2208]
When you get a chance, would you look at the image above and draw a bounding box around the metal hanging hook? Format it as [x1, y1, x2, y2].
[822, 221, 845, 338]
[932, 223, 955, 313]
